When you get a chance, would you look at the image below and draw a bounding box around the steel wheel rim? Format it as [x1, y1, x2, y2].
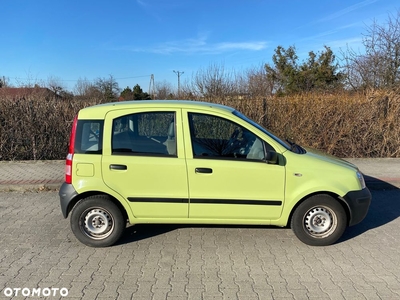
[81, 208, 114, 240]
[303, 205, 337, 238]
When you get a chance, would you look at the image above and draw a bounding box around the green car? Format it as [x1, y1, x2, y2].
[59, 100, 371, 247]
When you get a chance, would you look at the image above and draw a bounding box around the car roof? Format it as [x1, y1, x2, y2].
[78, 100, 236, 119]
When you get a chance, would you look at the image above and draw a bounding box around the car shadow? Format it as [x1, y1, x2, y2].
[116, 176, 400, 246]
[339, 176, 400, 243]
[116, 223, 276, 246]
[116, 224, 181, 245]
[364, 175, 400, 190]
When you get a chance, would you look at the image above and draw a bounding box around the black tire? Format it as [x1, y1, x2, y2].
[291, 194, 347, 246]
[70, 195, 125, 247]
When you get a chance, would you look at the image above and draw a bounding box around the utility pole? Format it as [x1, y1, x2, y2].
[149, 74, 155, 99]
[173, 70, 184, 99]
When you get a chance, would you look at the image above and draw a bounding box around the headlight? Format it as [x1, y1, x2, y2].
[356, 171, 366, 189]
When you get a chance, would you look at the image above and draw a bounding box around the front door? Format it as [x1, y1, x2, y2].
[183, 111, 285, 221]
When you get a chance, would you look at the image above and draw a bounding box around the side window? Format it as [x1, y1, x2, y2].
[112, 112, 176, 156]
[75, 120, 103, 154]
[188, 113, 266, 160]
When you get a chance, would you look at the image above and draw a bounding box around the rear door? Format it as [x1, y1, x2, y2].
[182, 110, 285, 221]
[101, 108, 189, 218]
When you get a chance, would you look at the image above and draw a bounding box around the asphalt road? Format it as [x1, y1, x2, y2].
[0, 189, 400, 300]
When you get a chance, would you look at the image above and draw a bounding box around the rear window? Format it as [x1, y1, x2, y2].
[74, 120, 104, 154]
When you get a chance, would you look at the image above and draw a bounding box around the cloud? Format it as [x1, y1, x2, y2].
[326, 37, 363, 50]
[216, 42, 268, 51]
[136, 0, 147, 7]
[296, 0, 379, 30]
[318, 0, 379, 22]
[122, 34, 268, 55]
[300, 22, 361, 42]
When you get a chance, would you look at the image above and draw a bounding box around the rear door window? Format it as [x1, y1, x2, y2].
[112, 112, 176, 156]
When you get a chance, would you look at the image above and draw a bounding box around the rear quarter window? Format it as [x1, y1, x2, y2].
[74, 120, 104, 154]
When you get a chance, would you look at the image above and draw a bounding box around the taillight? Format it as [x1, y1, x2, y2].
[65, 116, 78, 184]
[65, 153, 73, 184]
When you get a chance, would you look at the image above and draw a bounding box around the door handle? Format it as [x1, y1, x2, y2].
[110, 164, 127, 170]
[195, 167, 213, 174]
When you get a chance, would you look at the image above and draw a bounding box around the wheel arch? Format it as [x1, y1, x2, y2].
[287, 191, 351, 228]
[66, 191, 128, 222]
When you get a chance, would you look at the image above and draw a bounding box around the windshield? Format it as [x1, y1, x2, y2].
[232, 110, 291, 150]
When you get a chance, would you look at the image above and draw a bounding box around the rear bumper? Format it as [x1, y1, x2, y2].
[59, 182, 78, 218]
[342, 188, 372, 226]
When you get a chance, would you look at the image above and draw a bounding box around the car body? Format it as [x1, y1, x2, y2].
[59, 100, 371, 247]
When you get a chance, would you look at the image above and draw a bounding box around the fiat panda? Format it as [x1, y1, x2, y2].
[59, 100, 371, 247]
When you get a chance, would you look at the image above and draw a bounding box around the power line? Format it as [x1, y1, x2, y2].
[6, 74, 152, 83]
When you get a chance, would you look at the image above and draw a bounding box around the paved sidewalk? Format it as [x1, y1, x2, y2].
[0, 158, 399, 191]
[0, 160, 64, 191]
[346, 158, 400, 189]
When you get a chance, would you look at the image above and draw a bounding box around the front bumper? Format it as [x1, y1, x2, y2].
[342, 188, 372, 226]
[59, 182, 78, 218]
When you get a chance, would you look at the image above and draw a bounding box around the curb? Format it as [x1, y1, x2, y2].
[0, 183, 62, 192]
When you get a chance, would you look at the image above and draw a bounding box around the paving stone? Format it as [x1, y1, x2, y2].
[1, 190, 400, 299]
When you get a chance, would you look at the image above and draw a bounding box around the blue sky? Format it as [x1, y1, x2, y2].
[0, 0, 398, 93]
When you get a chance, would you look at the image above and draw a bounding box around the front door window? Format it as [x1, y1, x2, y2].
[188, 113, 266, 160]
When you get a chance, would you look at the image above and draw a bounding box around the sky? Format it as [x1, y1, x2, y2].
[0, 0, 399, 94]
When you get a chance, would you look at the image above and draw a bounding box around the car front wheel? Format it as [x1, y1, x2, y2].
[291, 194, 347, 246]
[70, 195, 125, 247]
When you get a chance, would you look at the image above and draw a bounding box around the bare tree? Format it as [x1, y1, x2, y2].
[191, 63, 237, 102]
[95, 75, 120, 101]
[74, 77, 95, 97]
[47, 76, 68, 96]
[341, 10, 400, 90]
[0, 76, 10, 88]
[73, 76, 119, 101]
[154, 80, 175, 99]
[244, 65, 274, 98]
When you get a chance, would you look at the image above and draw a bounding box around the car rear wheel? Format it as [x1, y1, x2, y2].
[70, 195, 125, 247]
[291, 194, 347, 246]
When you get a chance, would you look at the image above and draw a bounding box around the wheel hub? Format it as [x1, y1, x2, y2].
[92, 216, 104, 228]
[83, 208, 113, 239]
[304, 207, 334, 235]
